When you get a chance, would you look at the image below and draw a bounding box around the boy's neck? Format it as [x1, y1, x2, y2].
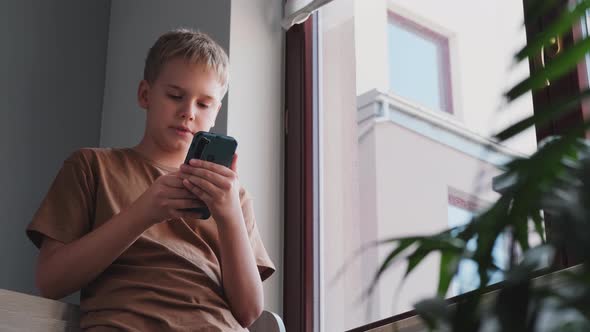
[132, 138, 186, 170]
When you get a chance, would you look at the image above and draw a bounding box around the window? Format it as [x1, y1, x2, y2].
[284, 0, 589, 331]
[388, 12, 453, 113]
[314, 2, 536, 330]
[447, 193, 509, 296]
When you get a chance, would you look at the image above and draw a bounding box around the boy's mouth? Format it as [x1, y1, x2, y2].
[171, 126, 194, 137]
[171, 125, 193, 133]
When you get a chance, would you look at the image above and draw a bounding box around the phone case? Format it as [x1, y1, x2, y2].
[182, 131, 238, 219]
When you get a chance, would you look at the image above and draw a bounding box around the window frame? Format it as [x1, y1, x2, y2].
[283, 17, 315, 332]
[283, 0, 590, 331]
[387, 10, 454, 114]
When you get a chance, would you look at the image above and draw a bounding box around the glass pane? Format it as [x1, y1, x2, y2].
[447, 203, 508, 296]
[388, 16, 447, 112]
[317, 0, 537, 330]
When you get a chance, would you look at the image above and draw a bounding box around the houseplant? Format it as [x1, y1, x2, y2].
[368, 1, 590, 331]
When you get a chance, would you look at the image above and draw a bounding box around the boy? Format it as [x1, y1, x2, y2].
[26, 28, 275, 331]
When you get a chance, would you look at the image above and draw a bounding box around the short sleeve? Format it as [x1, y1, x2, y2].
[26, 150, 96, 249]
[240, 189, 276, 282]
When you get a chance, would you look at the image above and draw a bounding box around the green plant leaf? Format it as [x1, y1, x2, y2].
[496, 279, 530, 332]
[516, 0, 590, 62]
[405, 236, 465, 278]
[507, 37, 590, 101]
[367, 237, 420, 296]
[365, 231, 465, 298]
[438, 250, 461, 297]
[495, 89, 590, 142]
[513, 209, 531, 252]
[451, 294, 482, 332]
[330, 235, 427, 288]
[405, 247, 430, 278]
[414, 298, 451, 330]
[505, 245, 555, 283]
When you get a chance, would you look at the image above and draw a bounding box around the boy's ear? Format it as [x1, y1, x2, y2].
[137, 80, 151, 110]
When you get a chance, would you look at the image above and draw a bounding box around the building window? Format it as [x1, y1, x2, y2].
[448, 193, 509, 296]
[388, 12, 453, 113]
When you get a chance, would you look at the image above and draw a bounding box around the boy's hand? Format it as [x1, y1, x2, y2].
[179, 154, 242, 224]
[133, 171, 205, 226]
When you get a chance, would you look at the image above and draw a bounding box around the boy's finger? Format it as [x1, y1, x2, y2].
[168, 198, 205, 210]
[187, 159, 233, 177]
[166, 187, 197, 199]
[182, 168, 228, 189]
[230, 153, 238, 173]
[160, 174, 187, 188]
[183, 179, 213, 204]
[184, 176, 222, 198]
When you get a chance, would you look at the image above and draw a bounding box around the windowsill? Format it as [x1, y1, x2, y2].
[346, 264, 583, 332]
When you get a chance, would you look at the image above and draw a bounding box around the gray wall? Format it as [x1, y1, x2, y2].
[99, 0, 231, 148]
[0, 0, 111, 300]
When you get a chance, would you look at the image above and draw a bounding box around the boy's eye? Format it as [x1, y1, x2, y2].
[198, 103, 211, 108]
[168, 94, 182, 100]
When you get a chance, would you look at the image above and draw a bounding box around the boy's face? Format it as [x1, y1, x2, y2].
[137, 57, 224, 154]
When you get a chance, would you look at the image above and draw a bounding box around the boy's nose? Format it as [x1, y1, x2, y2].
[179, 105, 197, 120]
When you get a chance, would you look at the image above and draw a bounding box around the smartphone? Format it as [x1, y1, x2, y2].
[182, 131, 238, 219]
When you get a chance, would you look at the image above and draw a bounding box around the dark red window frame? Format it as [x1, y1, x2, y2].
[283, 18, 314, 332]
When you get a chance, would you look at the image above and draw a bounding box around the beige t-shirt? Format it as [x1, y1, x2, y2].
[26, 148, 275, 332]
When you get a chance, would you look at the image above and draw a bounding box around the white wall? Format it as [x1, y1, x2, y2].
[228, 0, 285, 316]
[99, 0, 231, 148]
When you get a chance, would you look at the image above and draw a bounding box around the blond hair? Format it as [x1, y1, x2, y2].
[144, 28, 229, 96]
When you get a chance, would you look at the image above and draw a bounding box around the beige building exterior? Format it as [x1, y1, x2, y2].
[318, 0, 536, 330]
